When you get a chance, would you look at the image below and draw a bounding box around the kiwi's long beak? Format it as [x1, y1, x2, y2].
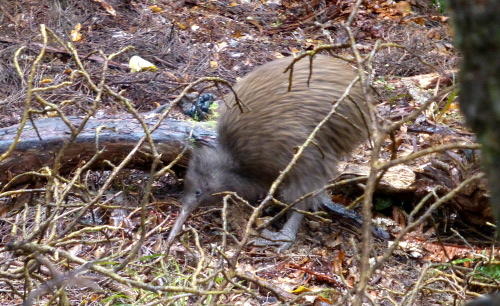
[166, 200, 197, 251]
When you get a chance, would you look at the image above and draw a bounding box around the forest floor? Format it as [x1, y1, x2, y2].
[0, 0, 498, 305]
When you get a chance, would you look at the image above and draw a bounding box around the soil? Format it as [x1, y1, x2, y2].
[0, 1, 497, 305]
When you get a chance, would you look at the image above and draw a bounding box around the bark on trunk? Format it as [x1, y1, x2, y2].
[449, 0, 500, 227]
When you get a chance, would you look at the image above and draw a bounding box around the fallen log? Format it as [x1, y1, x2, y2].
[0, 114, 216, 187]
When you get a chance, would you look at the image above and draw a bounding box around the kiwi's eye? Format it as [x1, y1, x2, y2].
[195, 189, 202, 197]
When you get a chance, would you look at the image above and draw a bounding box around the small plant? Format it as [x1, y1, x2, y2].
[431, 0, 448, 13]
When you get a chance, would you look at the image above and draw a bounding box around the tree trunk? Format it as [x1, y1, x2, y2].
[449, 0, 500, 227]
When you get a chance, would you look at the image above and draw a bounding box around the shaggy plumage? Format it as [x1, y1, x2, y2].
[167, 55, 372, 251]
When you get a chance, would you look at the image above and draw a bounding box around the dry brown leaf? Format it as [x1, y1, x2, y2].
[332, 250, 343, 275]
[149, 5, 164, 13]
[402, 236, 500, 262]
[395, 1, 412, 14]
[176, 21, 188, 29]
[93, 0, 116, 16]
[430, 15, 450, 23]
[70, 23, 83, 42]
[405, 16, 426, 26]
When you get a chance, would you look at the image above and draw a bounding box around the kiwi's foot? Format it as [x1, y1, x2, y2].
[253, 228, 295, 253]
